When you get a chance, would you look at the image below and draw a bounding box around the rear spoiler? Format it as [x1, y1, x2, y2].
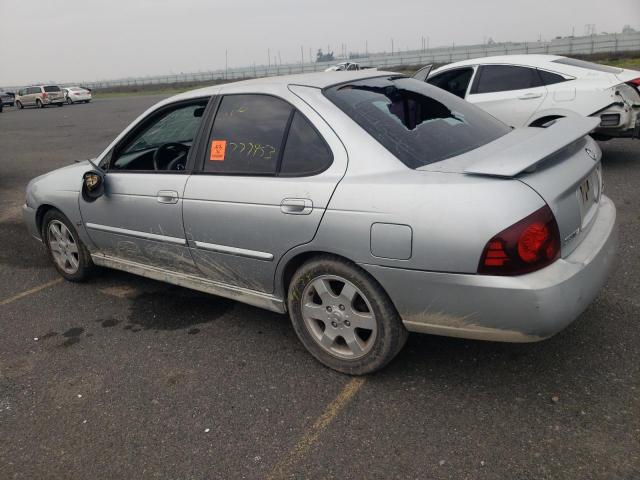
[464, 117, 600, 177]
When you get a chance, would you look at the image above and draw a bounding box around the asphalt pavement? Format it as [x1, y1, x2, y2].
[0, 97, 638, 479]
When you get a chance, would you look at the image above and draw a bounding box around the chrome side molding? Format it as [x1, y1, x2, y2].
[85, 223, 186, 246]
[193, 240, 274, 261]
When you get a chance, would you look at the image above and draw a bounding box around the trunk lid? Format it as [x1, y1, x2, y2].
[615, 68, 640, 84]
[420, 117, 603, 257]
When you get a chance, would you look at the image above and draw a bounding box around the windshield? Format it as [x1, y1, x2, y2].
[324, 76, 510, 168]
[44, 85, 61, 92]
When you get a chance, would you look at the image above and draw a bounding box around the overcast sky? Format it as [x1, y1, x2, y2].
[0, 0, 638, 86]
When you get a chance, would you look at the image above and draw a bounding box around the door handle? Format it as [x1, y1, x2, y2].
[518, 92, 543, 100]
[281, 198, 313, 215]
[157, 190, 179, 204]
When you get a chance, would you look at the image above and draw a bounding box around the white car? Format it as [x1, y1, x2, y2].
[63, 86, 92, 104]
[420, 55, 640, 139]
[325, 62, 361, 72]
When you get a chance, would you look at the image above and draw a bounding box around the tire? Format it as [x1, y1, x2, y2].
[288, 255, 408, 375]
[66, 97, 73, 105]
[42, 210, 95, 281]
[16, 100, 23, 109]
[36, 99, 43, 108]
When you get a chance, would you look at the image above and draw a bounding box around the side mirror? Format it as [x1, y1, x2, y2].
[82, 170, 105, 201]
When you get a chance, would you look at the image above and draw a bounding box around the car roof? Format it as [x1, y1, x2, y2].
[171, 70, 395, 101]
[435, 54, 566, 70]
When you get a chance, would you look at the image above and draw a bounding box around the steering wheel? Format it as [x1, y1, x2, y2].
[152, 142, 189, 171]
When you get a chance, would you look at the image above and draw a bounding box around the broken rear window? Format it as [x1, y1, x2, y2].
[324, 76, 510, 168]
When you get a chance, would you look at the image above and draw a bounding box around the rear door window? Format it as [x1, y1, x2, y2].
[427, 68, 474, 98]
[324, 76, 510, 169]
[537, 69, 569, 86]
[280, 111, 333, 176]
[204, 94, 293, 175]
[472, 65, 542, 93]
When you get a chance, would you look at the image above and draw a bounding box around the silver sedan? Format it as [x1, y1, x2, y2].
[23, 71, 617, 374]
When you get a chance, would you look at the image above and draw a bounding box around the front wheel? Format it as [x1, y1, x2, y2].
[66, 97, 73, 104]
[288, 255, 408, 375]
[16, 100, 23, 109]
[43, 210, 95, 281]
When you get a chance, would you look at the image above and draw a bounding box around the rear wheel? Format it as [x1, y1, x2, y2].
[36, 99, 43, 108]
[43, 210, 95, 281]
[288, 255, 408, 375]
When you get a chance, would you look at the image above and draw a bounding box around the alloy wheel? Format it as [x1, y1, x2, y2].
[300, 275, 377, 360]
[47, 220, 80, 274]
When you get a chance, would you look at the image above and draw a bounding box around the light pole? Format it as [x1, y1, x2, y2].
[225, 49, 228, 79]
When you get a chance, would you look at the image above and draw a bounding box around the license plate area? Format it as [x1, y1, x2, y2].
[577, 166, 601, 226]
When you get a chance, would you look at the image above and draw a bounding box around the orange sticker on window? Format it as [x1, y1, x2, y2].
[210, 140, 227, 161]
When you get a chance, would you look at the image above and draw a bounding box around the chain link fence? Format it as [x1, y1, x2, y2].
[69, 31, 640, 90]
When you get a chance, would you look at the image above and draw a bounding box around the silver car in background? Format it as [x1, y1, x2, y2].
[23, 71, 616, 374]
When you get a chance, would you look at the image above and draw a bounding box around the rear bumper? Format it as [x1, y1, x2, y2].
[361, 195, 617, 342]
[593, 107, 640, 138]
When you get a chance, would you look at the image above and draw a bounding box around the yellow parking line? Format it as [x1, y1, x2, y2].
[0, 278, 63, 306]
[267, 377, 366, 479]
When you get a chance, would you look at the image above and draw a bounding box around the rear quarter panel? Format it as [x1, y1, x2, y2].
[312, 168, 545, 274]
[289, 84, 546, 276]
[537, 77, 624, 119]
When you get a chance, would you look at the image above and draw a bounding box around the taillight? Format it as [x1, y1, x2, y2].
[478, 205, 560, 276]
[627, 77, 640, 87]
[42, 92, 48, 99]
